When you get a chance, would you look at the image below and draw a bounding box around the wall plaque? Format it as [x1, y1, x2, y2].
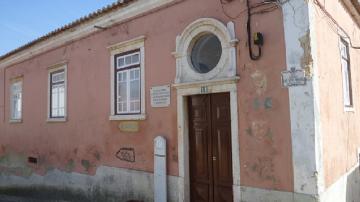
[151, 85, 170, 107]
[118, 121, 139, 133]
[281, 68, 306, 87]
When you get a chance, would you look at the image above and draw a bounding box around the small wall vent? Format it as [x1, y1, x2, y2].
[28, 157, 38, 164]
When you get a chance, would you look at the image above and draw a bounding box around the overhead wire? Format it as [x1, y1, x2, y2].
[313, 0, 360, 49]
[219, 0, 281, 19]
[219, 0, 360, 61]
[219, 0, 286, 60]
[246, 0, 262, 60]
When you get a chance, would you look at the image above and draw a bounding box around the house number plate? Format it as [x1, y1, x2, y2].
[200, 86, 209, 94]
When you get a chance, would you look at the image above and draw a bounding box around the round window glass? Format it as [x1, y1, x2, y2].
[190, 33, 222, 74]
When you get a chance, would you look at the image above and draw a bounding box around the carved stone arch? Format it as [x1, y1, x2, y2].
[173, 18, 238, 83]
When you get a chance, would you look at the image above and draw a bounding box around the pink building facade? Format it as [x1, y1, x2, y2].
[0, 0, 359, 201]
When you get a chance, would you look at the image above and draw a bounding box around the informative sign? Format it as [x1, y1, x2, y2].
[281, 68, 306, 87]
[151, 85, 170, 107]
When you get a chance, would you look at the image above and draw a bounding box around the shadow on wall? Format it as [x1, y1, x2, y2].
[346, 165, 360, 202]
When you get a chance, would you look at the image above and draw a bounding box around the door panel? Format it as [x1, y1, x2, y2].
[189, 95, 213, 202]
[189, 93, 233, 202]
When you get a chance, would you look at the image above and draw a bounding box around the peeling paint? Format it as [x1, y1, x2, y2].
[253, 98, 261, 110]
[265, 128, 274, 142]
[299, 31, 313, 78]
[247, 157, 279, 185]
[66, 159, 75, 172]
[250, 70, 267, 95]
[282, 0, 321, 196]
[252, 97, 273, 110]
[0, 146, 5, 154]
[0, 153, 33, 177]
[0, 166, 180, 202]
[246, 127, 253, 136]
[94, 151, 101, 161]
[264, 97, 273, 109]
[250, 121, 271, 143]
[171, 154, 178, 162]
[81, 160, 91, 172]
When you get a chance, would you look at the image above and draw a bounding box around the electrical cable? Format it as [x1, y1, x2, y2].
[251, 5, 279, 15]
[246, 0, 262, 60]
[313, 0, 360, 49]
[219, 0, 293, 60]
[219, 0, 280, 19]
[219, 0, 284, 60]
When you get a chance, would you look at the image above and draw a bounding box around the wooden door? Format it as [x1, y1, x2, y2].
[189, 93, 233, 202]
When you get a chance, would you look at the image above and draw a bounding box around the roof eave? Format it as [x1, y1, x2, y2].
[341, 0, 360, 27]
[0, 0, 179, 69]
[0, 0, 137, 65]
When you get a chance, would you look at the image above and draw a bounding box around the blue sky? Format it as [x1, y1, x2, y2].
[0, 0, 117, 56]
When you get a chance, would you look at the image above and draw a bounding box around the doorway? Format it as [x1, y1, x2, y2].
[188, 93, 233, 202]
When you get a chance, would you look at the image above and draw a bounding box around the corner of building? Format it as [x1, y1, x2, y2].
[282, 0, 324, 200]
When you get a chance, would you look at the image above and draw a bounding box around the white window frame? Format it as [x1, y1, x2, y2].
[10, 78, 23, 123]
[115, 50, 141, 115]
[108, 36, 146, 121]
[47, 63, 67, 122]
[339, 38, 354, 111]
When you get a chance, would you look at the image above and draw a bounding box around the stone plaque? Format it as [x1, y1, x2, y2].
[281, 68, 306, 87]
[151, 85, 170, 107]
[118, 121, 139, 133]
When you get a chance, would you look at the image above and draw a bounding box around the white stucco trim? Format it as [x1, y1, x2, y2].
[46, 117, 67, 123]
[337, 36, 355, 112]
[9, 77, 23, 122]
[0, 0, 177, 69]
[173, 18, 238, 83]
[109, 114, 146, 121]
[282, 0, 323, 196]
[173, 77, 241, 202]
[108, 36, 146, 121]
[309, 1, 325, 196]
[9, 119, 22, 124]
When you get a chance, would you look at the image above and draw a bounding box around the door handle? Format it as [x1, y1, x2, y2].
[212, 156, 216, 161]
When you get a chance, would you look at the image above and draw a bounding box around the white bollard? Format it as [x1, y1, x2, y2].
[154, 136, 167, 202]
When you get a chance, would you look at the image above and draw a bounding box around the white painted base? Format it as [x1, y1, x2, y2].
[240, 186, 317, 202]
[0, 165, 331, 202]
[0, 166, 179, 202]
[320, 165, 360, 202]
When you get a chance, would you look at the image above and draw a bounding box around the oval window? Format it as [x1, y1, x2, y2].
[190, 33, 222, 74]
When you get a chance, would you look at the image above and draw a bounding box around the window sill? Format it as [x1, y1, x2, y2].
[9, 119, 22, 124]
[109, 114, 146, 121]
[344, 107, 355, 112]
[47, 117, 67, 123]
